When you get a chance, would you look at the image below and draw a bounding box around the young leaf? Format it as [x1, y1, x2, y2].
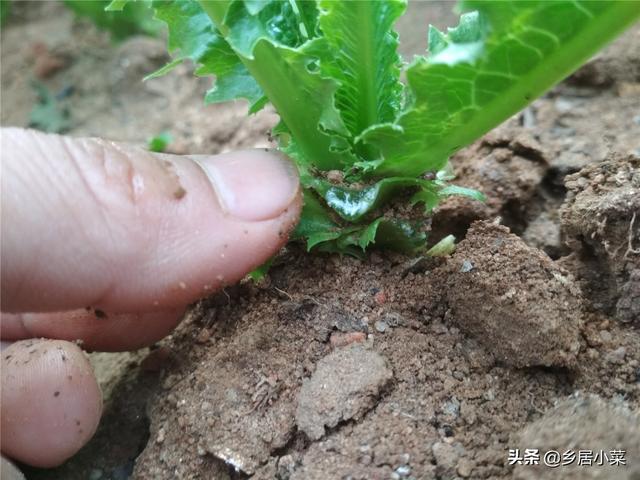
[360, 1, 640, 178]
[317, 0, 405, 139]
[198, 0, 356, 171]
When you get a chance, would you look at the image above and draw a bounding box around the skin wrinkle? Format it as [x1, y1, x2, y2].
[3, 135, 50, 307]
[58, 136, 120, 309]
[2, 134, 61, 307]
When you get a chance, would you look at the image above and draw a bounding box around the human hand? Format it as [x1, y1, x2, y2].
[0, 128, 301, 472]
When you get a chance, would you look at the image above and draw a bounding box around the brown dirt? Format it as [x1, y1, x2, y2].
[2, 2, 639, 480]
[446, 221, 584, 368]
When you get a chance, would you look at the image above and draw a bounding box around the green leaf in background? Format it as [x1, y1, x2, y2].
[149, 0, 266, 112]
[148, 131, 172, 152]
[64, 0, 161, 40]
[28, 82, 71, 134]
[0, 0, 11, 28]
[360, 1, 640, 178]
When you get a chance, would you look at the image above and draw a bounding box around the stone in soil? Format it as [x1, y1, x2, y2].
[513, 393, 640, 479]
[296, 345, 393, 440]
[560, 153, 639, 323]
[446, 221, 584, 368]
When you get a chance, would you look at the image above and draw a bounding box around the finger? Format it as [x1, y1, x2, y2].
[1, 308, 183, 351]
[1, 128, 301, 313]
[1, 339, 102, 468]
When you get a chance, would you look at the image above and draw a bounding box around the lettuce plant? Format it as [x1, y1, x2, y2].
[65, 0, 160, 40]
[111, 0, 639, 256]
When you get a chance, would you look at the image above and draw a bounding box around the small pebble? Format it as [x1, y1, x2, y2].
[457, 458, 474, 478]
[374, 290, 387, 305]
[606, 346, 626, 364]
[460, 260, 474, 273]
[89, 469, 103, 480]
[432, 441, 460, 469]
[375, 320, 388, 333]
[483, 389, 496, 402]
[599, 330, 612, 343]
[330, 331, 366, 348]
[196, 328, 211, 344]
[442, 397, 461, 418]
[395, 465, 411, 477]
[156, 428, 166, 444]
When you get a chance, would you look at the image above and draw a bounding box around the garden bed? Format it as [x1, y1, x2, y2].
[2, 2, 639, 479]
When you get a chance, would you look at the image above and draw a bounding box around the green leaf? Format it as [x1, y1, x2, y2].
[360, 1, 640, 178]
[199, 0, 356, 171]
[291, 190, 340, 246]
[364, 218, 427, 253]
[28, 82, 71, 134]
[317, 0, 405, 139]
[292, 190, 427, 255]
[309, 176, 425, 223]
[1, 0, 12, 27]
[438, 184, 485, 202]
[152, 0, 265, 111]
[64, 0, 160, 40]
[249, 257, 274, 281]
[148, 131, 172, 152]
[105, 0, 129, 11]
[426, 234, 456, 257]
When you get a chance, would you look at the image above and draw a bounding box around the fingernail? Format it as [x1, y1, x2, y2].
[195, 150, 299, 222]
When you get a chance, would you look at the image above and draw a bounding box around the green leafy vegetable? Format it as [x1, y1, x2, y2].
[65, 0, 160, 40]
[119, 0, 639, 255]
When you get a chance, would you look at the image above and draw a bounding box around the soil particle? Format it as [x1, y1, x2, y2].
[296, 345, 393, 441]
[329, 331, 366, 349]
[513, 393, 640, 479]
[560, 153, 640, 322]
[431, 441, 461, 474]
[446, 221, 584, 367]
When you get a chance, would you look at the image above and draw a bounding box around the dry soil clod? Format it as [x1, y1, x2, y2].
[513, 393, 640, 480]
[446, 221, 584, 368]
[560, 153, 640, 324]
[296, 345, 393, 440]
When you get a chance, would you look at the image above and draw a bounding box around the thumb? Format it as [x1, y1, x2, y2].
[1, 128, 301, 313]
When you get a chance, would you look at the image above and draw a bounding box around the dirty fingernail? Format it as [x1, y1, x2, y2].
[196, 150, 299, 222]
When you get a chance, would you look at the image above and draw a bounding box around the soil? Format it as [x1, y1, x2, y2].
[1, 2, 639, 480]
